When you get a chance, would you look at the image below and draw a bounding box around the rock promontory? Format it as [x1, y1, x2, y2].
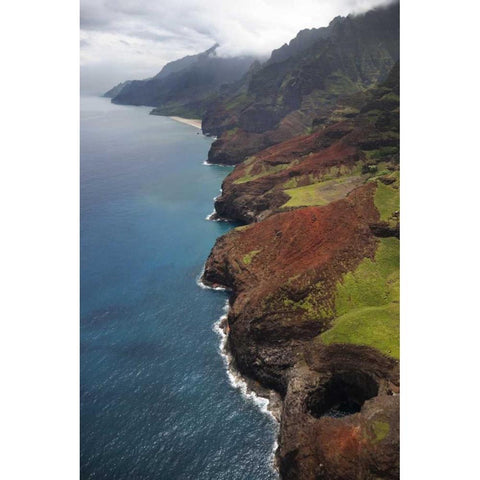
[201, 13, 400, 476]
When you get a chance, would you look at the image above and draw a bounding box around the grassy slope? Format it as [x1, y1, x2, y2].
[283, 175, 365, 207]
[233, 162, 293, 184]
[320, 237, 399, 359]
[374, 180, 400, 222]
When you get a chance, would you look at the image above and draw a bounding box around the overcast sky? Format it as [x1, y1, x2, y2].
[80, 0, 395, 95]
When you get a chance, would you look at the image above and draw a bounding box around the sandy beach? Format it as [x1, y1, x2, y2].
[169, 116, 202, 129]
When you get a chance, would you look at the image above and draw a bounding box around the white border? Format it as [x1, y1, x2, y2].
[2, 1, 480, 478]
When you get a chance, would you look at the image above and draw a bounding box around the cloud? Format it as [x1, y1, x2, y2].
[80, 0, 396, 94]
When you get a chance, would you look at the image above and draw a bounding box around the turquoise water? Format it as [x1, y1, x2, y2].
[80, 97, 277, 479]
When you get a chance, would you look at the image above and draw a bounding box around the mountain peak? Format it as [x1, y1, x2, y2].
[205, 43, 220, 56]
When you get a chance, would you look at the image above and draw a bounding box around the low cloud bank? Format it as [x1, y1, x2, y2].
[80, 0, 396, 94]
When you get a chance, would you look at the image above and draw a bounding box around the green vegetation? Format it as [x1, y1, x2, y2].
[334, 106, 360, 117]
[234, 162, 295, 184]
[280, 173, 319, 190]
[225, 93, 250, 111]
[329, 108, 360, 123]
[280, 162, 364, 191]
[374, 181, 400, 222]
[324, 72, 364, 96]
[362, 164, 378, 174]
[283, 281, 334, 321]
[364, 146, 399, 162]
[223, 127, 239, 139]
[335, 238, 399, 314]
[379, 92, 400, 103]
[322, 304, 399, 358]
[320, 237, 399, 359]
[370, 420, 390, 444]
[242, 250, 261, 265]
[282, 175, 365, 207]
[151, 103, 203, 119]
[283, 182, 329, 207]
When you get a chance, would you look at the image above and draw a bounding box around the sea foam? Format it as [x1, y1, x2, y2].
[213, 300, 273, 416]
[213, 299, 280, 473]
[197, 254, 280, 472]
[195, 266, 228, 291]
[202, 160, 230, 167]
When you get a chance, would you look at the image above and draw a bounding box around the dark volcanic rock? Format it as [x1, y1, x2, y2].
[203, 184, 381, 388]
[200, 5, 400, 479]
[278, 344, 399, 480]
[203, 180, 399, 478]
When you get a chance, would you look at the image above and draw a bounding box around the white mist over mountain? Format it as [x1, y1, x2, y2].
[80, 0, 396, 94]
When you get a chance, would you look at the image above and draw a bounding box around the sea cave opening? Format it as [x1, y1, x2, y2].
[306, 371, 379, 419]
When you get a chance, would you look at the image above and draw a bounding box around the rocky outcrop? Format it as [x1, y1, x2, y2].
[202, 57, 399, 480]
[279, 349, 399, 480]
[202, 181, 399, 479]
[204, 183, 379, 384]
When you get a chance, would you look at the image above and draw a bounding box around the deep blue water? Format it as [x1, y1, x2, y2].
[80, 97, 277, 480]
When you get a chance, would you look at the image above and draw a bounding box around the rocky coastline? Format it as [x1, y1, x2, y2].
[105, 2, 400, 477]
[199, 6, 400, 477]
[201, 183, 400, 479]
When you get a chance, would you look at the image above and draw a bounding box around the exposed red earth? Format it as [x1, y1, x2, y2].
[203, 182, 399, 479]
[200, 11, 399, 480]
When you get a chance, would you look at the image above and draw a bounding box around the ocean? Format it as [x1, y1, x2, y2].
[80, 96, 278, 479]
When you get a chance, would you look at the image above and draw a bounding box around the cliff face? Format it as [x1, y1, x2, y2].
[203, 2, 399, 165]
[203, 183, 399, 479]
[213, 63, 399, 225]
[202, 37, 399, 480]
[106, 45, 256, 118]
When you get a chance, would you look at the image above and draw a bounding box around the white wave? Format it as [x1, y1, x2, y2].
[196, 266, 227, 291]
[200, 283, 280, 474]
[269, 439, 279, 474]
[213, 300, 277, 421]
[213, 301, 280, 474]
[205, 212, 230, 223]
[201, 160, 232, 168]
[205, 211, 233, 223]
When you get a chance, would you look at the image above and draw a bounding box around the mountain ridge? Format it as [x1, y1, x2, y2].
[106, 44, 257, 118]
[203, 1, 399, 164]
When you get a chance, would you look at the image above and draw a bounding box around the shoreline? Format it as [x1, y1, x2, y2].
[196, 270, 280, 474]
[212, 301, 281, 474]
[213, 299, 282, 423]
[168, 116, 202, 129]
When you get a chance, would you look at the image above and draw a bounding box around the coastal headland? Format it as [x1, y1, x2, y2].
[201, 5, 400, 478]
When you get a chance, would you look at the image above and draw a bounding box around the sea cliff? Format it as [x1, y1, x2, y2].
[105, 2, 401, 477]
[201, 4, 400, 478]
